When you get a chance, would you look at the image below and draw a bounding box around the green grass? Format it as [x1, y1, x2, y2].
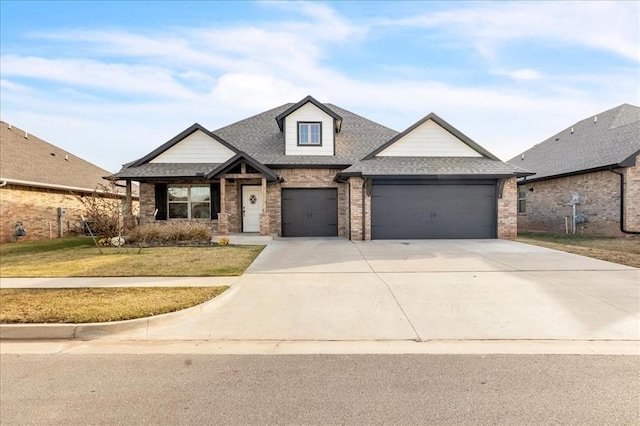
[0, 236, 92, 255]
[0, 238, 265, 277]
[517, 232, 640, 268]
[0, 287, 228, 323]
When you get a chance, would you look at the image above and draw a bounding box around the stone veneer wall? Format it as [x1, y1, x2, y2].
[0, 184, 138, 243]
[517, 157, 639, 236]
[497, 177, 518, 239]
[267, 168, 348, 237]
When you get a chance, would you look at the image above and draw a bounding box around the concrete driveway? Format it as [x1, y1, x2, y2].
[99, 238, 639, 342]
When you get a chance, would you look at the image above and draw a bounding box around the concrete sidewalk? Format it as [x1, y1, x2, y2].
[1, 239, 638, 355]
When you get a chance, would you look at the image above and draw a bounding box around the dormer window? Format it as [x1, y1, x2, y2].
[298, 122, 322, 146]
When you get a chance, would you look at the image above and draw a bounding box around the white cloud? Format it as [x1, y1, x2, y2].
[378, 1, 640, 62]
[1, 1, 637, 172]
[493, 69, 544, 81]
[1, 55, 197, 99]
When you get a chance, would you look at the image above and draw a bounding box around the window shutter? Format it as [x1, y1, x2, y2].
[155, 183, 167, 220]
[210, 183, 221, 218]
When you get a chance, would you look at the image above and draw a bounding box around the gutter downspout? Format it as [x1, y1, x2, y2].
[609, 169, 640, 235]
[0, 180, 7, 187]
[362, 177, 367, 241]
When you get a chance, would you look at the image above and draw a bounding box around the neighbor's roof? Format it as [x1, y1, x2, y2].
[338, 157, 532, 181]
[0, 121, 130, 194]
[507, 104, 640, 182]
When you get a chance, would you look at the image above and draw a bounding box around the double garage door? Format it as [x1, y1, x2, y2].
[282, 188, 338, 237]
[371, 182, 497, 239]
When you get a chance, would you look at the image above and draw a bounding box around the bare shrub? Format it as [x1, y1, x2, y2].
[128, 222, 213, 243]
[76, 182, 124, 238]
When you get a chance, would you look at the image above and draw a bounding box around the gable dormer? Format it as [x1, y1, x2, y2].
[275, 95, 342, 156]
[365, 113, 499, 160]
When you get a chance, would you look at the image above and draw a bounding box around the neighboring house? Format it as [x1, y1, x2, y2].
[0, 121, 138, 243]
[507, 104, 640, 236]
[113, 95, 531, 240]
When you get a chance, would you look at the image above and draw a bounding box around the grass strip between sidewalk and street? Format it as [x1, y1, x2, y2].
[516, 232, 640, 268]
[0, 287, 228, 323]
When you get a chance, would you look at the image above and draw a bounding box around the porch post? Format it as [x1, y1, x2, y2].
[123, 180, 135, 230]
[259, 177, 270, 236]
[217, 177, 229, 235]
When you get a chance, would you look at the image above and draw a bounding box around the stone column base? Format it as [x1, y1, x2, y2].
[217, 213, 230, 235]
[259, 212, 270, 236]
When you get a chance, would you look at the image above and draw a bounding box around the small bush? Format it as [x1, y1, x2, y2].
[128, 222, 213, 244]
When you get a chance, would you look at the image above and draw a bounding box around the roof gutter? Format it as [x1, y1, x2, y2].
[0, 178, 135, 198]
[609, 169, 640, 235]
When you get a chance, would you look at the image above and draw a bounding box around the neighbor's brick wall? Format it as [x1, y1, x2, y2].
[267, 168, 348, 237]
[0, 184, 125, 243]
[497, 178, 518, 239]
[517, 163, 639, 236]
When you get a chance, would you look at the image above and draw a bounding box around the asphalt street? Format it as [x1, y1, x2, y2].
[1, 354, 638, 425]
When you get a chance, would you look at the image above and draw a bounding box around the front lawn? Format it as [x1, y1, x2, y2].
[517, 232, 640, 268]
[0, 238, 265, 277]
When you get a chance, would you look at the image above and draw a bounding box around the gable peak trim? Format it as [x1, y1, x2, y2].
[130, 123, 240, 167]
[363, 112, 499, 161]
[275, 95, 343, 133]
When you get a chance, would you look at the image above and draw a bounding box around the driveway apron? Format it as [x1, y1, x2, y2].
[104, 238, 639, 342]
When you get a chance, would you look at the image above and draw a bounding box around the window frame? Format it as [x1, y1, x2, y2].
[297, 121, 322, 146]
[517, 187, 526, 214]
[167, 184, 212, 220]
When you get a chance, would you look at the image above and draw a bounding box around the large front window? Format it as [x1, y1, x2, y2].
[298, 122, 321, 145]
[168, 185, 211, 219]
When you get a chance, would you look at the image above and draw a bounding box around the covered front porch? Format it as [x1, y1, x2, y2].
[120, 153, 279, 236]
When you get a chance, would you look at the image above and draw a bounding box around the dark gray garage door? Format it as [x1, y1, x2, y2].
[282, 188, 338, 237]
[371, 182, 496, 239]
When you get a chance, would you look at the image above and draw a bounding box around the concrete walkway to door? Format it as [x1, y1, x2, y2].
[67, 238, 638, 343]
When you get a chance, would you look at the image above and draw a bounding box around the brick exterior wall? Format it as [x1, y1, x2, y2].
[138, 172, 521, 241]
[139, 180, 219, 231]
[348, 177, 364, 240]
[517, 157, 639, 236]
[622, 156, 640, 232]
[497, 178, 518, 239]
[0, 184, 137, 243]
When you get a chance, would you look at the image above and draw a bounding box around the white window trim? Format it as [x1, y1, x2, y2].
[168, 185, 211, 219]
[297, 122, 322, 146]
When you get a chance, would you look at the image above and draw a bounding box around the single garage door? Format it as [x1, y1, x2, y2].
[282, 188, 338, 237]
[371, 182, 496, 239]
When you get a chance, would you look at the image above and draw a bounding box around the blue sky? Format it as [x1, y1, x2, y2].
[1, 1, 638, 172]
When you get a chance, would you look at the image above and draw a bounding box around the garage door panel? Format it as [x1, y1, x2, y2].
[371, 183, 496, 239]
[282, 189, 338, 237]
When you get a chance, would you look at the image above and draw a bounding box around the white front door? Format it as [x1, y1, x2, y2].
[242, 186, 262, 232]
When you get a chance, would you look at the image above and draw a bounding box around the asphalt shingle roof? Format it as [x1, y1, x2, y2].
[115, 99, 527, 180]
[114, 163, 221, 180]
[507, 104, 640, 181]
[340, 157, 531, 178]
[211, 103, 399, 166]
[0, 121, 125, 193]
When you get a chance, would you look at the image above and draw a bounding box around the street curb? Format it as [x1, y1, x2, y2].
[0, 284, 241, 340]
